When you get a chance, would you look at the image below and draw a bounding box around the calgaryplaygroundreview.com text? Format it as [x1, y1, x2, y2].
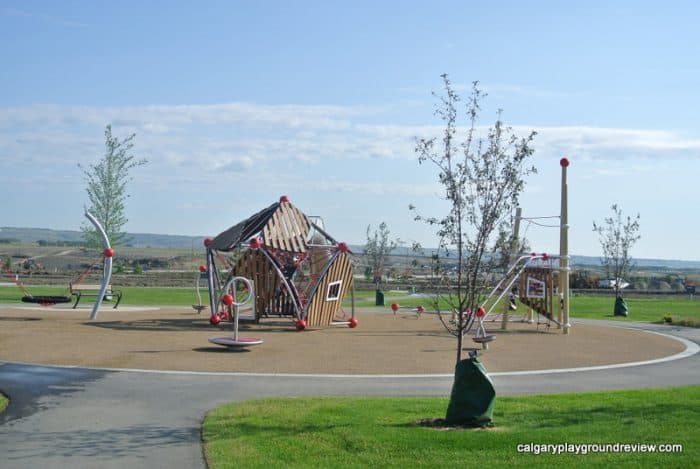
[517, 442, 684, 456]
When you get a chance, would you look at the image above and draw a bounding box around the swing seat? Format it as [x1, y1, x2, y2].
[192, 304, 208, 314]
[21, 295, 73, 306]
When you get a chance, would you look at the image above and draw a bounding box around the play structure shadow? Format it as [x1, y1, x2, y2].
[349, 331, 449, 339]
[0, 316, 42, 322]
[84, 317, 213, 332]
[83, 316, 301, 334]
[192, 346, 251, 354]
[486, 328, 559, 335]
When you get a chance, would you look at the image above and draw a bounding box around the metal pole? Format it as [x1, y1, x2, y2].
[84, 211, 112, 320]
[206, 249, 218, 317]
[559, 158, 571, 334]
[233, 304, 239, 340]
[351, 281, 355, 320]
[501, 207, 522, 330]
[221, 276, 253, 341]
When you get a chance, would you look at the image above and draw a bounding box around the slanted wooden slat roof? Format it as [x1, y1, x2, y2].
[263, 201, 310, 252]
[209, 200, 312, 253]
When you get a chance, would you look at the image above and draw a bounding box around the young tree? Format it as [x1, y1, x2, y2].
[593, 204, 641, 315]
[79, 125, 148, 246]
[411, 75, 537, 364]
[363, 222, 401, 288]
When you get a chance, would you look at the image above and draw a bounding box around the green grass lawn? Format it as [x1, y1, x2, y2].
[1, 284, 697, 326]
[0, 285, 209, 306]
[353, 289, 700, 326]
[569, 295, 700, 325]
[203, 385, 699, 468]
[0, 394, 7, 413]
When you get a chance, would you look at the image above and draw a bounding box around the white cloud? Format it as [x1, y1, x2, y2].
[0, 102, 364, 134]
[2, 102, 699, 193]
[518, 126, 700, 161]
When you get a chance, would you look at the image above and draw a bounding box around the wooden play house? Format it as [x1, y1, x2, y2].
[518, 266, 557, 323]
[205, 196, 355, 329]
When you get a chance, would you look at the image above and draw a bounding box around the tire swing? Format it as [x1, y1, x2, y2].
[0, 259, 73, 306]
[21, 295, 73, 306]
[20, 253, 105, 307]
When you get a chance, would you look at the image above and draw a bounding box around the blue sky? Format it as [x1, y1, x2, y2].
[1, 1, 699, 260]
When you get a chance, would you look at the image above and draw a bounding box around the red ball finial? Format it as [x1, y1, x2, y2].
[204, 237, 213, 247]
[390, 303, 400, 312]
[542, 253, 549, 260]
[531, 252, 537, 257]
[477, 306, 486, 318]
[280, 195, 289, 203]
[103, 248, 115, 258]
[249, 237, 261, 249]
[209, 314, 221, 326]
[222, 294, 234, 306]
[560, 157, 570, 167]
[338, 242, 349, 253]
[198, 265, 207, 273]
[295, 319, 307, 330]
[349, 317, 359, 328]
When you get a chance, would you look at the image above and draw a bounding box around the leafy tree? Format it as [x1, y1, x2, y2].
[411, 75, 537, 363]
[79, 125, 148, 247]
[593, 204, 641, 300]
[363, 222, 401, 288]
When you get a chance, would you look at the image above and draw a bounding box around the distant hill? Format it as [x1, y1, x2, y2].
[2, 226, 700, 269]
[0, 226, 202, 250]
[380, 245, 700, 269]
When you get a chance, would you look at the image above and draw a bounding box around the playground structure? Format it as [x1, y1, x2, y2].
[192, 265, 208, 314]
[473, 253, 562, 335]
[208, 275, 263, 347]
[83, 211, 116, 320]
[204, 196, 356, 330]
[1, 211, 116, 318]
[468, 158, 572, 345]
[0, 257, 72, 305]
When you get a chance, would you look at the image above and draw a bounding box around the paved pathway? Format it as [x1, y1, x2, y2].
[1, 320, 698, 469]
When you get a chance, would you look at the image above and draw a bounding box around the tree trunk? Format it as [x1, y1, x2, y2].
[456, 327, 463, 362]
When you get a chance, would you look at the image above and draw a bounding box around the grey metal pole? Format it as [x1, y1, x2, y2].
[559, 158, 571, 334]
[501, 207, 522, 330]
[206, 248, 218, 318]
[84, 211, 113, 320]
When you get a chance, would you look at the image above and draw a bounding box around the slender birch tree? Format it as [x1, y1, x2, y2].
[411, 75, 537, 363]
[79, 125, 148, 246]
[593, 204, 641, 300]
[364, 222, 401, 287]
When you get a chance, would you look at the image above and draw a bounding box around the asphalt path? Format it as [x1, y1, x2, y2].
[1, 319, 698, 469]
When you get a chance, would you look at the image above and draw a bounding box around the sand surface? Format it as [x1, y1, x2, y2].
[0, 305, 685, 374]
